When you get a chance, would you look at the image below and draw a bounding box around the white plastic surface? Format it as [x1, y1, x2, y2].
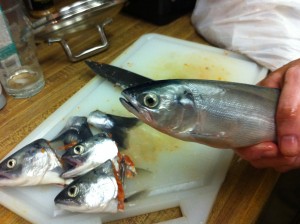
[0, 34, 268, 224]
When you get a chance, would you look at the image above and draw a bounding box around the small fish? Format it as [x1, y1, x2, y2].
[87, 110, 140, 149]
[49, 116, 93, 154]
[61, 133, 119, 179]
[120, 79, 279, 149]
[0, 139, 66, 186]
[55, 159, 125, 213]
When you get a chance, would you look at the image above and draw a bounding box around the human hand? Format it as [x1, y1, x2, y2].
[234, 59, 300, 172]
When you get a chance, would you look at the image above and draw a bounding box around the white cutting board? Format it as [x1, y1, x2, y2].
[0, 34, 268, 224]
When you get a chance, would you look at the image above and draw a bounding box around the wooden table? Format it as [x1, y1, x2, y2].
[0, 6, 279, 224]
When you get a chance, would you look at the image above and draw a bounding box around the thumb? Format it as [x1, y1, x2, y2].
[276, 66, 300, 157]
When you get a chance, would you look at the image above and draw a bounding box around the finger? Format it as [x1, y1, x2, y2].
[249, 156, 297, 172]
[234, 142, 278, 161]
[274, 166, 294, 173]
[276, 65, 300, 156]
[274, 160, 300, 172]
[273, 154, 300, 172]
[258, 71, 283, 88]
[258, 58, 300, 88]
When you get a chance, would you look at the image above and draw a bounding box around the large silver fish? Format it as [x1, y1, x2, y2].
[61, 133, 119, 179]
[55, 159, 125, 213]
[120, 79, 280, 149]
[0, 139, 66, 186]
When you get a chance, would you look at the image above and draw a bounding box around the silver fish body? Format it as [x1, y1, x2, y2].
[0, 139, 65, 186]
[120, 79, 280, 149]
[55, 159, 124, 213]
[61, 133, 119, 179]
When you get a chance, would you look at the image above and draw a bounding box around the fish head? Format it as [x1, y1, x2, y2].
[0, 152, 23, 184]
[61, 142, 90, 167]
[0, 139, 61, 186]
[88, 110, 140, 150]
[50, 116, 93, 149]
[55, 160, 120, 213]
[61, 134, 119, 178]
[87, 110, 114, 130]
[120, 80, 198, 135]
[66, 117, 93, 142]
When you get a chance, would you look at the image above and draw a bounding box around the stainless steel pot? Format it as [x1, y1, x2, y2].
[31, 0, 126, 62]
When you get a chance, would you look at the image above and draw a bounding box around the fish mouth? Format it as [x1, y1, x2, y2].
[61, 157, 84, 177]
[61, 161, 95, 179]
[61, 155, 83, 168]
[119, 94, 140, 117]
[0, 172, 11, 180]
[120, 92, 153, 123]
[54, 195, 80, 207]
[64, 158, 80, 168]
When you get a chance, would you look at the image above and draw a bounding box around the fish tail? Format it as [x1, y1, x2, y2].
[110, 115, 140, 150]
[112, 115, 140, 129]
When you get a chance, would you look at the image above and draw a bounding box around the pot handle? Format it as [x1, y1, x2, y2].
[47, 18, 112, 62]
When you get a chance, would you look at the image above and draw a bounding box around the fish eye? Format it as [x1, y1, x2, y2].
[68, 185, 79, 197]
[143, 93, 159, 108]
[7, 159, 16, 169]
[73, 145, 84, 155]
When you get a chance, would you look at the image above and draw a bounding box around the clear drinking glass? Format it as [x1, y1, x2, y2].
[0, 0, 45, 98]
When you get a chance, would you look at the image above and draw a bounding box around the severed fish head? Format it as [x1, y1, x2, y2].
[55, 159, 124, 213]
[0, 139, 65, 186]
[87, 110, 140, 150]
[61, 133, 119, 179]
[49, 116, 93, 154]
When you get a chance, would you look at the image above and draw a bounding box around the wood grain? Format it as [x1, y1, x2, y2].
[0, 4, 279, 224]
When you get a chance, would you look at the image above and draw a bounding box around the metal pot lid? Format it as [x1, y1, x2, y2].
[32, 0, 126, 39]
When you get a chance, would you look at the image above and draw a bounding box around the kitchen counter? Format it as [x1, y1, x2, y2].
[0, 8, 279, 224]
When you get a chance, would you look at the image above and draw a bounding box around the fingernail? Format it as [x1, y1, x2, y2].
[280, 135, 299, 156]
